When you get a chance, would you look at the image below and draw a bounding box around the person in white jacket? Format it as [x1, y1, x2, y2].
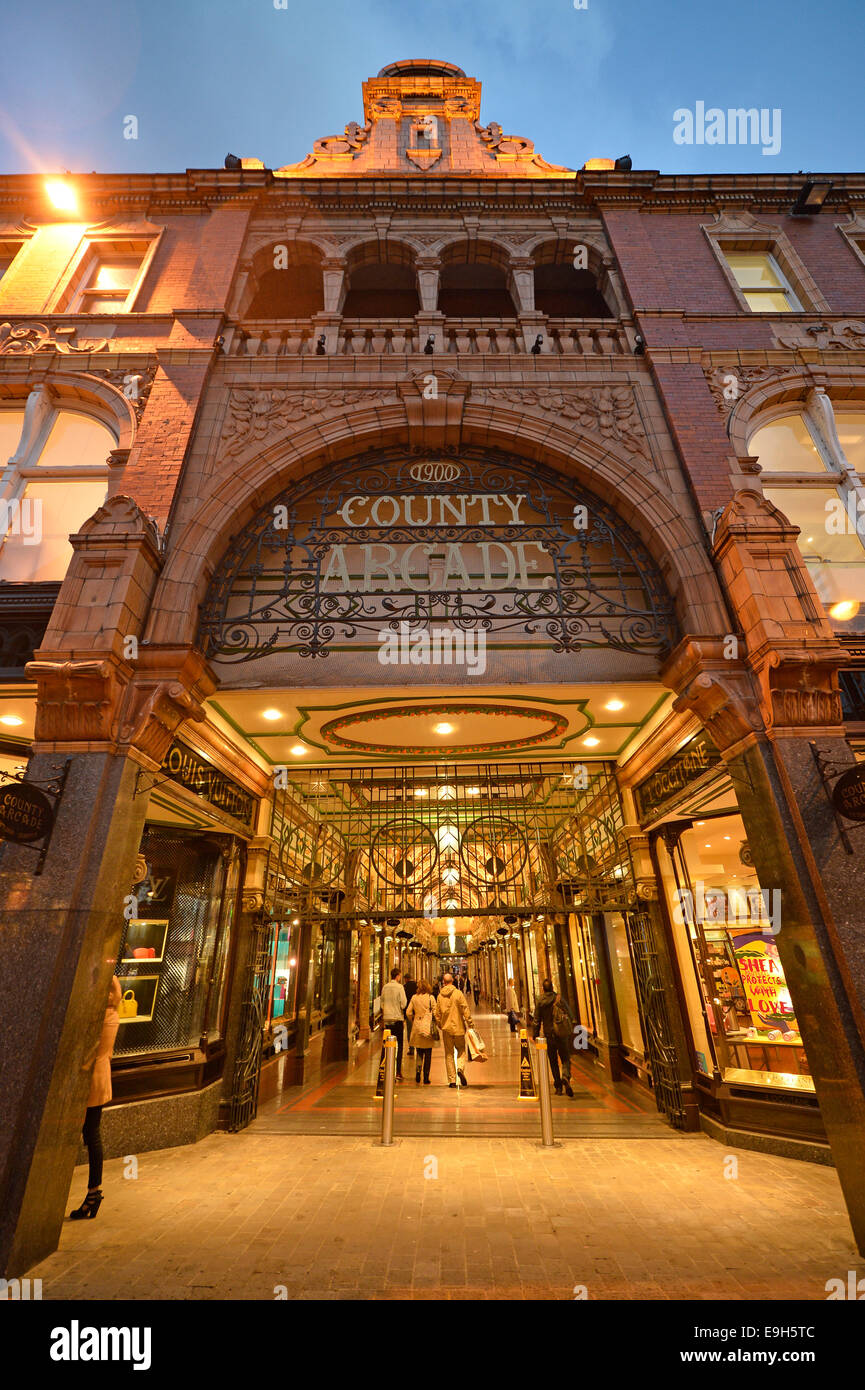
[505, 977, 521, 1032]
[380, 967, 408, 1080]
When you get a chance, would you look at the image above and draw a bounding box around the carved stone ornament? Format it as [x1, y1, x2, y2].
[704, 364, 799, 416]
[774, 320, 865, 351]
[118, 680, 206, 766]
[132, 854, 148, 885]
[312, 121, 370, 157]
[475, 385, 648, 457]
[0, 321, 109, 355]
[242, 890, 265, 913]
[89, 363, 158, 423]
[219, 386, 398, 459]
[635, 879, 659, 902]
[474, 121, 572, 174]
[760, 653, 844, 732]
[26, 659, 122, 743]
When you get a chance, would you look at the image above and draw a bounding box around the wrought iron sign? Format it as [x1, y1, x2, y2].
[199, 448, 677, 663]
[0, 759, 70, 873]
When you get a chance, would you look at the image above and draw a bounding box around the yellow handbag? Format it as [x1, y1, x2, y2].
[119, 989, 138, 1019]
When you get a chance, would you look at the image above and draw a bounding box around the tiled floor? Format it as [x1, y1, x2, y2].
[29, 1014, 865, 1301]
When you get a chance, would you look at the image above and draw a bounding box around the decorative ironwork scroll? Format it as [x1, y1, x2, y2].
[199, 448, 677, 662]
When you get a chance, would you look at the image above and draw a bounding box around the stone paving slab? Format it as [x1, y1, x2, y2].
[29, 1129, 865, 1301]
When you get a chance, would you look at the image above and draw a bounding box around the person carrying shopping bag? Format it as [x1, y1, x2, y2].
[434, 972, 472, 1087]
[406, 979, 436, 1083]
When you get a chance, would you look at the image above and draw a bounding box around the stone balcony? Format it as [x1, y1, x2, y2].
[227, 317, 636, 357]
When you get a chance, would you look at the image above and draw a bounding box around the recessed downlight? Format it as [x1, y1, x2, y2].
[583, 736, 600, 747]
[434, 722, 454, 735]
[262, 708, 283, 721]
[0, 714, 24, 727]
[291, 744, 306, 756]
[604, 699, 625, 711]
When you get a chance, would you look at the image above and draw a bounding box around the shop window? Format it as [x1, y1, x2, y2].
[720, 248, 801, 312]
[662, 813, 811, 1090]
[59, 238, 154, 313]
[604, 912, 644, 1053]
[114, 830, 237, 1058]
[269, 922, 299, 1023]
[750, 404, 865, 630]
[1, 403, 114, 583]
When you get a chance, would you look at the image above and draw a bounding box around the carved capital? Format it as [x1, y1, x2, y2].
[118, 680, 206, 767]
[663, 639, 760, 754]
[26, 658, 127, 743]
[755, 651, 846, 734]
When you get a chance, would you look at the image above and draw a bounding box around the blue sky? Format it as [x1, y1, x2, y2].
[1, 0, 862, 176]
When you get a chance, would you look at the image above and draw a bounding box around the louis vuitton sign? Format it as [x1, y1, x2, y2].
[161, 742, 256, 828]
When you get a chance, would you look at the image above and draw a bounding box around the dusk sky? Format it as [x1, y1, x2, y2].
[1, 0, 863, 176]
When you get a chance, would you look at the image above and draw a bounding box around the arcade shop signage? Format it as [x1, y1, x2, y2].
[0, 781, 54, 844]
[199, 452, 677, 662]
[634, 731, 722, 821]
[161, 742, 256, 829]
[831, 763, 865, 822]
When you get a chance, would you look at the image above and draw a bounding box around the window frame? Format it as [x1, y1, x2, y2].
[0, 398, 115, 582]
[719, 245, 803, 313]
[702, 211, 829, 317]
[50, 234, 159, 315]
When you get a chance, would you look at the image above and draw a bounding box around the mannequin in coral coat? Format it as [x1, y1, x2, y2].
[70, 974, 122, 1220]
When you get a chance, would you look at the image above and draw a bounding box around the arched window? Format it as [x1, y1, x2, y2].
[749, 399, 865, 629]
[438, 245, 516, 317]
[245, 243, 324, 318]
[532, 242, 613, 318]
[1, 396, 115, 583]
[342, 244, 419, 317]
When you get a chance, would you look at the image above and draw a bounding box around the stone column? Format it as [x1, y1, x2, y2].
[0, 496, 214, 1276]
[415, 255, 440, 314]
[356, 927, 372, 1041]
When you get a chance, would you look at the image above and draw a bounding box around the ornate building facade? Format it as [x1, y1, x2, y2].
[2, 59, 865, 1274]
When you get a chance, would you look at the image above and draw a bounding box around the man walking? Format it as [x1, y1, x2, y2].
[504, 977, 520, 1032]
[380, 966, 408, 1081]
[434, 972, 473, 1087]
[532, 978, 575, 1097]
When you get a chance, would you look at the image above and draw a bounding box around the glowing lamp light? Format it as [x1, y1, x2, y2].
[290, 744, 306, 756]
[583, 736, 600, 747]
[434, 722, 454, 736]
[829, 599, 859, 622]
[45, 178, 77, 212]
[604, 699, 625, 711]
[262, 708, 283, 721]
[0, 714, 24, 727]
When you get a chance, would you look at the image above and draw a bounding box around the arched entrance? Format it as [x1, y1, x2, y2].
[192, 445, 697, 1134]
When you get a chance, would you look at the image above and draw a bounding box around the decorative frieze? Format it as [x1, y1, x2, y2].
[774, 320, 865, 351]
[219, 386, 399, 458]
[473, 384, 649, 457]
[0, 320, 109, 355]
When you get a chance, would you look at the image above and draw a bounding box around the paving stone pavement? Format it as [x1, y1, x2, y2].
[30, 1130, 865, 1301]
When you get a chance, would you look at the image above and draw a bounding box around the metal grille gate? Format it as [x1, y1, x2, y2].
[625, 909, 687, 1128]
[228, 917, 275, 1131]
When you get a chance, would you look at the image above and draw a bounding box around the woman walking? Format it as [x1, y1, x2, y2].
[70, 973, 122, 1220]
[406, 979, 436, 1084]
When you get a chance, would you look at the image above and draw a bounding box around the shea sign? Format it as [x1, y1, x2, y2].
[200, 450, 676, 663]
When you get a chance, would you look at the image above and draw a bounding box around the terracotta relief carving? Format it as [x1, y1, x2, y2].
[0, 321, 109, 355]
[89, 364, 158, 423]
[119, 681, 206, 766]
[773, 320, 865, 351]
[220, 386, 398, 458]
[26, 659, 121, 743]
[475, 385, 649, 457]
[704, 365, 799, 416]
[312, 121, 370, 157]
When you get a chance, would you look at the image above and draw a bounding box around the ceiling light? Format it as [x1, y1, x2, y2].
[414, 787, 428, 798]
[292, 918, 299, 926]
[289, 957, 296, 967]
[291, 744, 306, 756]
[45, 178, 77, 212]
[696, 821, 705, 826]
[262, 708, 283, 721]
[434, 722, 454, 735]
[0, 714, 24, 727]
[705, 843, 711, 848]
[830, 599, 859, 622]
[723, 836, 731, 841]
[583, 736, 600, 747]
[604, 699, 624, 711]
[466, 786, 480, 796]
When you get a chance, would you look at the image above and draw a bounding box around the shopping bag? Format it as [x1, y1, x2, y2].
[466, 1027, 487, 1061]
